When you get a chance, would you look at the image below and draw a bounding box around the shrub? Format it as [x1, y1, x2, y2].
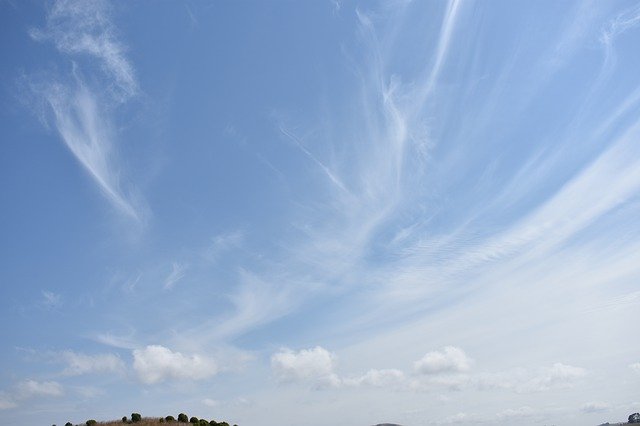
[190, 417, 199, 424]
[132, 413, 142, 423]
[209, 421, 219, 426]
[86, 420, 97, 426]
[178, 413, 188, 423]
[166, 416, 176, 422]
[160, 418, 165, 423]
[122, 416, 128, 423]
[199, 420, 208, 426]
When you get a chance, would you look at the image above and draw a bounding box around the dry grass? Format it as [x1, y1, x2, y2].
[75, 419, 231, 426]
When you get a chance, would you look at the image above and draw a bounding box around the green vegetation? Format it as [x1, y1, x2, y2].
[57, 413, 237, 426]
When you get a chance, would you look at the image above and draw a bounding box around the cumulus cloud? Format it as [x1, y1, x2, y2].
[271, 346, 337, 384]
[270, 346, 476, 390]
[16, 379, 63, 398]
[58, 350, 125, 376]
[132, 345, 218, 384]
[269, 345, 585, 398]
[414, 346, 473, 375]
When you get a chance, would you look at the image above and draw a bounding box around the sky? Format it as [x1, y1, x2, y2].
[1, 0, 640, 425]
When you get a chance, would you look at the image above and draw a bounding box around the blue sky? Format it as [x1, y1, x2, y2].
[2, 0, 640, 425]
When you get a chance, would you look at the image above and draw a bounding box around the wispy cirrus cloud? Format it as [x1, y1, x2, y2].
[16, 379, 64, 399]
[0, 379, 64, 411]
[163, 262, 187, 290]
[55, 350, 125, 376]
[40, 290, 62, 310]
[25, 0, 144, 220]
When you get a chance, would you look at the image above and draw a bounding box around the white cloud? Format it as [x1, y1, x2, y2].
[204, 230, 245, 262]
[270, 346, 478, 391]
[44, 78, 141, 219]
[601, 3, 640, 47]
[519, 363, 587, 392]
[436, 412, 468, 424]
[0, 394, 16, 410]
[0, 380, 64, 411]
[473, 363, 588, 394]
[75, 386, 105, 398]
[342, 369, 406, 388]
[496, 406, 535, 420]
[630, 362, 640, 374]
[58, 350, 125, 376]
[414, 346, 473, 375]
[94, 331, 137, 350]
[30, 0, 137, 101]
[581, 401, 611, 413]
[26, 0, 143, 220]
[195, 270, 302, 342]
[203, 398, 220, 408]
[271, 346, 337, 384]
[132, 345, 218, 384]
[41, 290, 62, 309]
[163, 262, 187, 290]
[16, 379, 63, 398]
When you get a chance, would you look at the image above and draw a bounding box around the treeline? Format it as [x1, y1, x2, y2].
[54, 412, 237, 426]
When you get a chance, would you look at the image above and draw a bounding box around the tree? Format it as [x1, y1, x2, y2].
[199, 420, 209, 426]
[629, 413, 640, 423]
[65, 423, 73, 426]
[178, 413, 189, 423]
[122, 416, 128, 423]
[86, 421, 97, 426]
[190, 417, 199, 424]
[166, 416, 176, 422]
[131, 413, 142, 423]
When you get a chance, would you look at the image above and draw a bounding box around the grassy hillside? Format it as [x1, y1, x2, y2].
[57, 414, 236, 426]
